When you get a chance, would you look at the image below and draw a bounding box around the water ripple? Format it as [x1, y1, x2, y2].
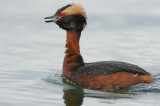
[42, 74, 74, 89]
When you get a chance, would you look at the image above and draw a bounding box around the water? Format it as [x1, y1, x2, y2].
[0, 0, 160, 106]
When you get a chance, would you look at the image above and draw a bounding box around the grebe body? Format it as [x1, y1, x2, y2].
[45, 4, 153, 91]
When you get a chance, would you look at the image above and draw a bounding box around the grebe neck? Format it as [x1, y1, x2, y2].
[63, 31, 84, 78]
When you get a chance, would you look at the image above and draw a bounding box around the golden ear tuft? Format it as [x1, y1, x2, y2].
[61, 3, 86, 17]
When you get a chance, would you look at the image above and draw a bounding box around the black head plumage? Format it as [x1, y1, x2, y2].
[45, 4, 87, 32]
[56, 15, 86, 32]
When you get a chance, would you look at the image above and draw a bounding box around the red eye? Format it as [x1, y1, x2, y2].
[60, 13, 66, 17]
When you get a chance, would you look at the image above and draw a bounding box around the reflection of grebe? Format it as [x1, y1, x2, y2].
[45, 4, 153, 91]
[62, 78, 83, 106]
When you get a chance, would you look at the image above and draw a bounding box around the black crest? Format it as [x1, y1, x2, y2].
[55, 4, 71, 15]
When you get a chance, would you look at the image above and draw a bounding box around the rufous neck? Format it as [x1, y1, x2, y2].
[63, 30, 84, 78]
[65, 31, 81, 55]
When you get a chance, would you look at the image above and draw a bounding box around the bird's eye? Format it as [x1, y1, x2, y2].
[59, 13, 66, 17]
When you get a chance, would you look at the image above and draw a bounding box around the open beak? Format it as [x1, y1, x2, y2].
[44, 15, 59, 23]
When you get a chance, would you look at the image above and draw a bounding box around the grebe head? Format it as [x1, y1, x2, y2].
[45, 4, 87, 32]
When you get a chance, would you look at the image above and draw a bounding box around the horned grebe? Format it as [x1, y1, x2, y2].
[45, 4, 153, 91]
